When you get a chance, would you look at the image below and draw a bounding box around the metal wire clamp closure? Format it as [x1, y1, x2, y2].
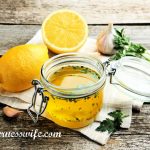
[27, 80, 49, 123]
[103, 60, 126, 88]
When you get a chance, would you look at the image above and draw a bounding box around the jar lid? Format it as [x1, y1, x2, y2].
[110, 56, 150, 101]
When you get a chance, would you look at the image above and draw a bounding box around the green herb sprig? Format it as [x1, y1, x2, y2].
[96, 110, 128, 133]
[110, 28, 150, 61]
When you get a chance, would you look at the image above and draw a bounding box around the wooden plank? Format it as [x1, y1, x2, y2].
[0, 104, 149, 149]
[0, 104, 149, 135]
[0, 135, 149, 150]
[0, 0, 150, 24]
[0, 25, 40, 55]
[0, 25, 150, 55]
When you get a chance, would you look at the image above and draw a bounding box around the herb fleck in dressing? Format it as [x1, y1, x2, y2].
[45, 66, 104, 128]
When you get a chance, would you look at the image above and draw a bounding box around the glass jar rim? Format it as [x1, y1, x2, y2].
[40, 53, 106, 97]
[111, 56, 150, 98]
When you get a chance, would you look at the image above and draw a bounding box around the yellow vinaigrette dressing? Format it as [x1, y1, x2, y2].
[45, 66, 104, 128]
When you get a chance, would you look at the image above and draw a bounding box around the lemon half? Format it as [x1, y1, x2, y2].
[42, 9, 88, 54]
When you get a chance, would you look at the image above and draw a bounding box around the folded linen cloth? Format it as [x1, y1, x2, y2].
[0, 30, 144, 145]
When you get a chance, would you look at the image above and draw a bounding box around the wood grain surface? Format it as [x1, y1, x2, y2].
[0, 25, 150, 55]
[0, 0, 150, 24]
[0, 104, 149, 150]
[0, 0, 150, 149]
[0, 24, 150, 150]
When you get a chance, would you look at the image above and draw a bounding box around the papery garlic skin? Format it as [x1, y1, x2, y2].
[96, 23, 115, 55]
[3, 106, 23, 117]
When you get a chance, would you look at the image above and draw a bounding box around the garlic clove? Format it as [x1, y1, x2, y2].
[96, 23, 115, 55]
[3, 106, 23, 117]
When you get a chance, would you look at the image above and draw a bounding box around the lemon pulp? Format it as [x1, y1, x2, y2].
[42, 9, 88, 54]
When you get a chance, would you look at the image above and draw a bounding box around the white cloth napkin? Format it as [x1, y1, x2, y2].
[0, 30, 144, 145]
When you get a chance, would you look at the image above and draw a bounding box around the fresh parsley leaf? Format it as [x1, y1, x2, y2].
[110, 28, 150, 61]
[96, 118, 115, 133]
[96, 110, 128, 133]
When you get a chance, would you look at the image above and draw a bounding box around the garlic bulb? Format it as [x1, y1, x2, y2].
[96, 23, 115, 55]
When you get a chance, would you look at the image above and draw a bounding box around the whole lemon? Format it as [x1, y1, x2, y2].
[0, 44, 49, 92]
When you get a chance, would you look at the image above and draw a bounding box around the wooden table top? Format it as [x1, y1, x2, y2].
[0, 1, 150, 149]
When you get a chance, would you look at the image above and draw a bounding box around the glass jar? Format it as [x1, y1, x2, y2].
[28, 53, 106, 128]
[28, 55, 150, 128]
